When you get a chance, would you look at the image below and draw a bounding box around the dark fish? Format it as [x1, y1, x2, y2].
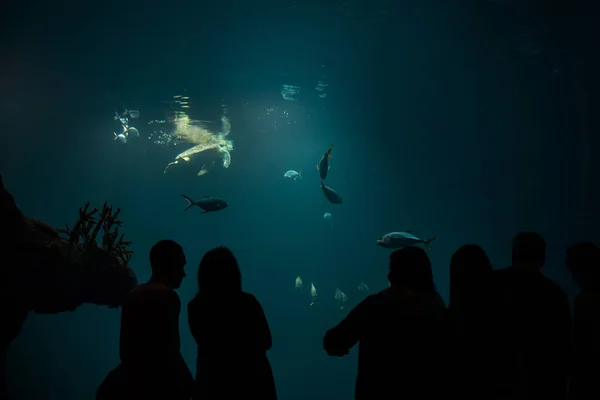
[321, 183, 343, 204]
[316, 144, 333, 181]
[182, 194, 228, 213]
[376, 232, 436, 250]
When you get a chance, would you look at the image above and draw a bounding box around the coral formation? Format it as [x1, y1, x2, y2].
[0, 174, 138, 353]
[56, 202, 134, 264]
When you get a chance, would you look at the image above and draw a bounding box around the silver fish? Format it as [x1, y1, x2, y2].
[284, 170, 302, 180]
[376, 232, 436, 250]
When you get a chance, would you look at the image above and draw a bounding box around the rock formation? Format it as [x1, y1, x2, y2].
[0, 174, 138, 397]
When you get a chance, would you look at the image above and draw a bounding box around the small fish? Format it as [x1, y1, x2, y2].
[358, 282, 370, 292]
[181, 194, 228, 213]
[113, 132, 127, 143]
[310, 282, 318, 306]
[316, 144, 333, 181]
[321, 183, 343, 204]
[295, 276, 303, 291]
[113, 124, 129, 142]
[284, 170, 302, 181]
[334, 288, 348, 310]
[125, 126, 139, 138]
[324, 212, 333, 228]
[114, 109, 128, 120]
[376, 232, 436, 250]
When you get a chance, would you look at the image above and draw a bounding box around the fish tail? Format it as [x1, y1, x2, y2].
[327, 144, 333, 157]
[424, 236, 436, 251]
[181, 194, 195, 211]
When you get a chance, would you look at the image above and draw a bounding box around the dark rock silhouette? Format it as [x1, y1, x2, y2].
[0, 174, 138, 398]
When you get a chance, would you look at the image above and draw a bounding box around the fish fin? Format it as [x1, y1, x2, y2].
[328, 165, 331, 170]
[181, 194, 195, 211]
[203, 195, 209, 198]
[316, 163, 320, 171]
[327, 144, 333, 157]
[424, 236, 436, 251]
[182, 156, 190, 162]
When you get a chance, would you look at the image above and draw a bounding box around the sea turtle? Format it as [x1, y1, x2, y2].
[164, 140, 233, 174]
[163, 143, 220, 174]
[164, 115, 234, 174]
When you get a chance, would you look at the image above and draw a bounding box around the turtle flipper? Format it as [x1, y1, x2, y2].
[221, 116, 231, 137]
[222, 150, 231, 168]
[164, 160, 179, 174]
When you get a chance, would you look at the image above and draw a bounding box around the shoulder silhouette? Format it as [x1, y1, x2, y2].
[323, 246, 451, 400]
[188, 246, 276, 400]
[97, 240, 193, 400]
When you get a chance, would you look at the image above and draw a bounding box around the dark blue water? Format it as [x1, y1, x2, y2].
[1, 1, 596, 399]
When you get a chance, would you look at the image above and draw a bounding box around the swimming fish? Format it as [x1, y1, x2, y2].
[113, 124, 129, 143]
[376, 232, 436, 250]
[125, 126, 139, 138]
[113, 132, 127, 143]
[181, 195, 228, 213]
[316, 144, 333, 181]
[321, 183, 343, 204]
[334, 288, 348, 310]
[310, 282, 318, 306]
[128, 109, 140, 119]
[295, 276, 303, 291]
[284, 170, 302, 180]
[324, 212, 333, 228]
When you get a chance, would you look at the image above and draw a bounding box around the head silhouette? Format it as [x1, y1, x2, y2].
[198, 246, 242, 294]
[450, 244, 493, 309]
[149, 240, 186, 289]
[388, 246, 434, 292]
[566, 242, 600, 291]
[512, 232, 546, 271]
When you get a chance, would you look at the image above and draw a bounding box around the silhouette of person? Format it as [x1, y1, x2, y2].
[323, 246, 452, 400]
[187, 246, 276, 400]
[566, 242, 600, 400]
[495, 232, 571, 400]
[97, 240, 193, 400]
[449, 244, 500, 399]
